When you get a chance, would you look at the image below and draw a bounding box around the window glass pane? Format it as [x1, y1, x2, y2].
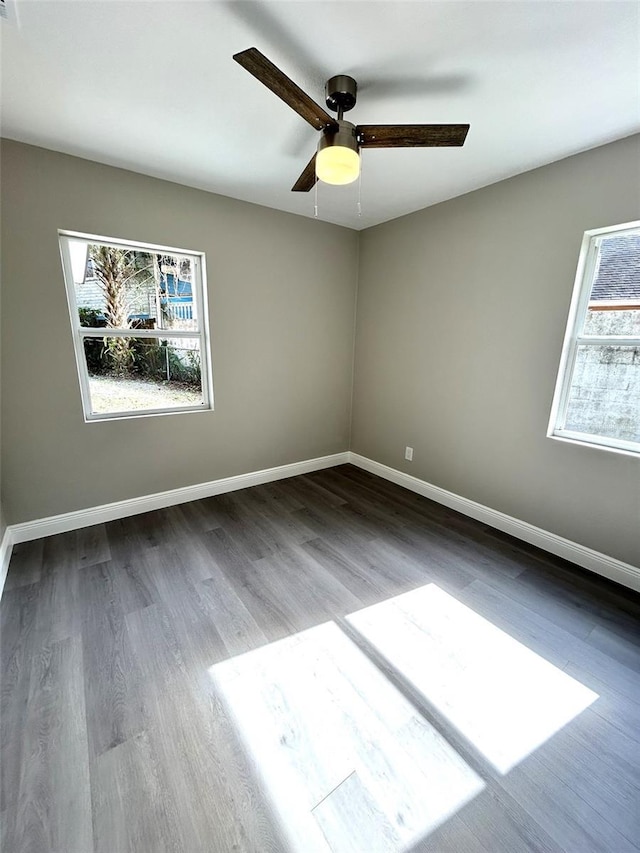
[582, 233, 640, 333]
[564, 344, 640, 443]
[155, 255, 198, 332]
[82, 336, 204, 415]
[582, 308, 640, 336]
[73, 243, 198, 333]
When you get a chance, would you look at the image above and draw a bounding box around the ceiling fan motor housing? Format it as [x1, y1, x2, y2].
[318, 119, 359, 154]
[325, 75, 358, 114]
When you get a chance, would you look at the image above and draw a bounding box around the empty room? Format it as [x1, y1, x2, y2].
[1, 1, 639, 851]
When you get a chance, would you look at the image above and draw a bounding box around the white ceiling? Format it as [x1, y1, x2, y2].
[2, 1, 639, 230]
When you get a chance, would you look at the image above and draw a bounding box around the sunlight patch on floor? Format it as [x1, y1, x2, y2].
[347, 584, 598, 774]
[209, 621, 484, 853]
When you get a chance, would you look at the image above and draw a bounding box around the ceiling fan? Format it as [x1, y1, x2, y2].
[233, 47, 470, 192]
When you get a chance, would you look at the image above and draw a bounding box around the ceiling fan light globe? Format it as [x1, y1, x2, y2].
[316, 146, 360, 185]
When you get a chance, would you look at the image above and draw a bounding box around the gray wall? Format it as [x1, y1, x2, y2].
[352, 135, 640, 567]
[1, 141, 358, 523]
[0, 157, 4, 544]
[2, 136, 638, 569]
[0, 245, 4, 544]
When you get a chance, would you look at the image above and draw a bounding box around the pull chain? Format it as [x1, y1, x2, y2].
[357, 152, 362, 217]
[314, 178, 318, 218]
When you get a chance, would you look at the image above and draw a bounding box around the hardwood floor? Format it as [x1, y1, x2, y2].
[2, 464, 639, 852]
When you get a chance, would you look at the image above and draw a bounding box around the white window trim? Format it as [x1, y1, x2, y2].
[59, 230, 214, 422]
[547, 219, 640, 458]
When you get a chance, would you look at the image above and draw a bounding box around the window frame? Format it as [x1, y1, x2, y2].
[59, 229, 214, 423]
[547, 220, 640, 458]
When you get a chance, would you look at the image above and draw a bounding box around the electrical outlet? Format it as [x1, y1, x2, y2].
[405, 446, 413, 461]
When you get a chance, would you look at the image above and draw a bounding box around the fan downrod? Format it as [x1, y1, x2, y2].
[325, 75, 358, 118]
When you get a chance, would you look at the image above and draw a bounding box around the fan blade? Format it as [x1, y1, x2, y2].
[292, 153, 317, 192]
[357, 124, 469, 148]
[234, 48, 337, 132]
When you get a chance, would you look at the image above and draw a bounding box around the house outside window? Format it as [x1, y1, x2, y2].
[59, 231, 214, 421]
[548, 221, 640, 457]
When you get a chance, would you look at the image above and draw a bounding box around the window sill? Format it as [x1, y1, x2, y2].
[84, 404, 214, 424]
[548, 430, 640, 460]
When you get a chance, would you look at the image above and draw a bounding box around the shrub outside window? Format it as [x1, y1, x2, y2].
[59, 231, 214, 421]
[548, 221, 640, 457]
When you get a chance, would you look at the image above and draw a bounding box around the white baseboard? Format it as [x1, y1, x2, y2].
[3, 449, 638, 597]
[0, 527, 14, 600]
[348, 452, 640, 593]
[8, 452, 350, 547]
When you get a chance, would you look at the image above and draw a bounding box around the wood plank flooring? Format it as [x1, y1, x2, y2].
[2, 464, 639, 852]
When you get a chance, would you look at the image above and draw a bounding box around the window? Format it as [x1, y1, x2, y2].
[59, 231, 213, 421]
[548, 221, 640, 456]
